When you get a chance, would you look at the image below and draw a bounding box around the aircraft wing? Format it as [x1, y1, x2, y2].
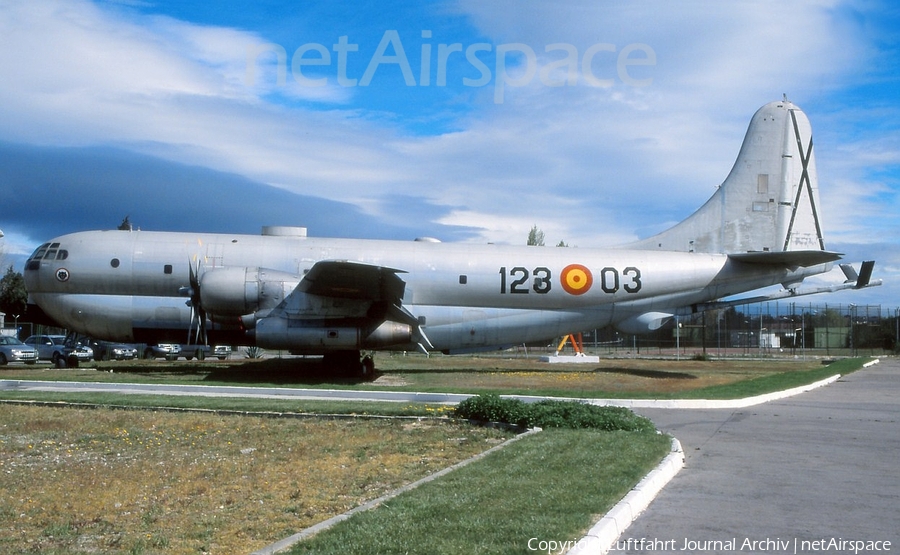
[298, 260, 407, 302]
[267, 260, 433, 352]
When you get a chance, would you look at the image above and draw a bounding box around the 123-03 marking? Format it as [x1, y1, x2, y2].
[498, 265, 642, 295]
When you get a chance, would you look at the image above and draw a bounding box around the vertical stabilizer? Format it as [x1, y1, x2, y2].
[628, 100, 825, 254]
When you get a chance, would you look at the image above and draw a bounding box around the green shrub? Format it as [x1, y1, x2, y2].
[454, 394, 528, 425]
[525, 401, 655, 432]
[455, 395, 655, 432]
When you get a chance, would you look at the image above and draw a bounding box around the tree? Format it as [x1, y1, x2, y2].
[0, 265, 28, 325]
[527, 225, 545, 246]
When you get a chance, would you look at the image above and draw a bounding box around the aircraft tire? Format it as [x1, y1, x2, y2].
[323, 350, 364, 378]
[361, 356, 376, 381]
[67, 354, 79, 368]
[0, 353, 7, 365]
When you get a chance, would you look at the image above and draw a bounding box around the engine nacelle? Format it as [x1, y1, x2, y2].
[199, 267, 302, 317]
[614, 312, 674, 335]
[255, 318, 412, 352]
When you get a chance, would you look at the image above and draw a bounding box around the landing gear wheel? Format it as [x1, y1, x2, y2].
[322, 350, 376, 380]
[361, 356, 375, 381]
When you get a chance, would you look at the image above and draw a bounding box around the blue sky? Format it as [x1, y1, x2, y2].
[1, 0, 898, 307]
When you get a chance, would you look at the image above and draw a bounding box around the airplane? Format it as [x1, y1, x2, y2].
[23, 99, 880, 376]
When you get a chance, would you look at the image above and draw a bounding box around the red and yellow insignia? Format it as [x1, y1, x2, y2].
[560, 264, 593, 295]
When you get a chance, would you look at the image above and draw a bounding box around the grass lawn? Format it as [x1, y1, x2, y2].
[286, 429, 672, 555]
[0, 404, 513, 555]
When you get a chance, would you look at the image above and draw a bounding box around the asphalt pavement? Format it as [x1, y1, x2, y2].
[614, 359, 900, 555]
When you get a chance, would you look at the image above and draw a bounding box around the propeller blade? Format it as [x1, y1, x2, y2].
[185, 257, 209, 346]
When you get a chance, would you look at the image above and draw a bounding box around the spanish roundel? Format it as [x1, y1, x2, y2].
[560, 264, 593, 295]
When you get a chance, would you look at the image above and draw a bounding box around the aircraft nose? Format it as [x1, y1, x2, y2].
[23, 241, 71, 292]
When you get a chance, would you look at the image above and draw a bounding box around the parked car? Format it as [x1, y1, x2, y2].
[180, 345, 232, 360]
[142, 343, 182, 360]
[0, 336, 38, 365]
[24, 334, 93, 366]
[89, 340, 138, 361]
[212, 345, 232, 360]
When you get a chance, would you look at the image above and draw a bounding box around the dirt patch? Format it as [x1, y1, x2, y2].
[370, 374, 409, 387]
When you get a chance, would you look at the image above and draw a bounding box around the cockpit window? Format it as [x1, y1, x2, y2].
[27, 242, 64, 261]
[25, 242, 68, 270]
[28, 243, 50, 261]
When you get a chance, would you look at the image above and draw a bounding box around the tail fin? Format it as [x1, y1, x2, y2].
[628, 99, 826, 254]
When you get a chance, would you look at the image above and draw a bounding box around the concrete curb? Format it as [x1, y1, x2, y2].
[588, 373, 843, 409]
[497, 372, 844, 409]
[566, 437, 685, 555]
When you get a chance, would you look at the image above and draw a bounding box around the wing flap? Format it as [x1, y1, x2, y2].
[728, 250, 842, 267]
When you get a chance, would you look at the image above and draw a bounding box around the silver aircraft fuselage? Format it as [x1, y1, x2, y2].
[24, 228, 829, 353]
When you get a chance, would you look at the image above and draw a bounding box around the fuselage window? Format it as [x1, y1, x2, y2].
[110, 258, 120, 269]
[459, 275, 468, 285]
[164, 264, 173, 275]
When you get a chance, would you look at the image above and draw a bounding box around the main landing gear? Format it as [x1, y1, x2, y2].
[322, 350, 376, 381]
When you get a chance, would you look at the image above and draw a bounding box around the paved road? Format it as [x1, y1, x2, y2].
[616, 359, 900, 554]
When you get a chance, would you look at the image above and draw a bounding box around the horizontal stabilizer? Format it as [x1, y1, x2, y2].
[693, 260, 880, 313]
[728, 250, 842, 267]
[840, 263, 859, 283]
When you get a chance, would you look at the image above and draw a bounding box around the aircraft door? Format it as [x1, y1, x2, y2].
[458, 309, 499, 349]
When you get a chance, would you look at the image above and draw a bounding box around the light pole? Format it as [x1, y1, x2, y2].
[895, 307, 899, 352]
[675, 316, 681, 361]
